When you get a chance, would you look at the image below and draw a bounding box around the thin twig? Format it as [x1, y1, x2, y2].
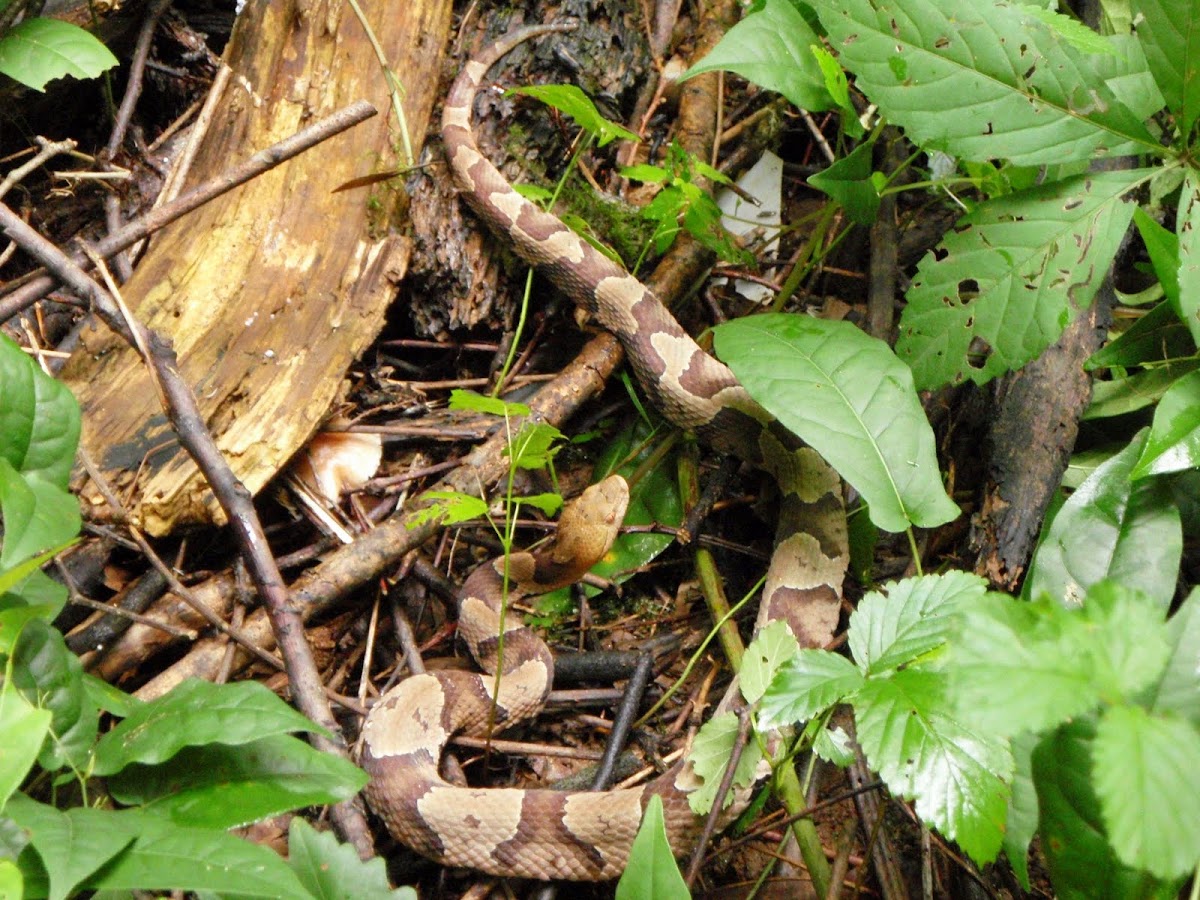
[0, 202, 375, 857]
[0, 100, 377, 321]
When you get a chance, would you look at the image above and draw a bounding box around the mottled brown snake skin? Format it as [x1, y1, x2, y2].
[361, 24, 849, 881]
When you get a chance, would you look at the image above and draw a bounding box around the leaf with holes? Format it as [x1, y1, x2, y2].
[713, 314, 959, 533]
[816, 0, 1161, 165]
[897, 169, 1146, 389]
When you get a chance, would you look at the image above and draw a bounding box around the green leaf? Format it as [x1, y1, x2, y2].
[897, 170, 1145, 389]
[1085, 300, 1192, 372]
[1134, 0, 1200, 136]
[683, 0, 833, 112]
[510, 84, 637, 147]
[1028, 430, 1181, 607]
[1175, 170, 1200, 344]
[80, 812, 314, 897]
[615, 795, 689, 900]
[854, 670, 1011, 865]
[408, 490, 489, 528]
[812, 723, 855, 765]
[1002, 732, 1040, 890]
[0, 543, 71, 614]
[92, 679, 327, 776]
[1033, 720, 1182, 900]
[3, 795, 138, 900]
[106, 735, 367, 829]
[947, 585, 1171, 737]
[513, 492, 562, 516]
[758, 649, 864, 728]
[818, 0, 1159, 165]
[619, 163, 668, 184]
[810, 44, 863, 136]
[1085, 358, 1200, 418]
[0, 334, 80, 489]
[1132, 368, 1200, 477]
[1149, 588, 1200, 725]
[807, 143, 880, 224]
[0, 459, 80, 571]
[713, 313, 959, 532]
[1132, 207, 1181, 311]
[0, 682, 51, 809]
[686, 712, 763, 815]
[848, 572, 986, 676]
[1094, 705, 1200, 880]
[740, 619, 799, 705]
[447, 389, 529, 418]
[0, 18, 118, 91]
[1019, 5, 1118, 56]
[10, 619, 96, 771]
[288, 818, 416, 900]
[506, 421, 564, 470]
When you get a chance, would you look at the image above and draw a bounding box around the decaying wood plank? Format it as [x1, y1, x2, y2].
[60, 0, 452, 535]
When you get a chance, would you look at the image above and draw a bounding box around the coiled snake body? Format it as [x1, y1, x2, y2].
[362, 24, 849, 881]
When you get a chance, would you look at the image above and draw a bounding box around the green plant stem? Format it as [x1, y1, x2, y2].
[345, 0, 413, 166]
[906, 527, 924, 577]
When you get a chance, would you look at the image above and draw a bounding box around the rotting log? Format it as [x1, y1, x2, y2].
[60, 0, 452, 535]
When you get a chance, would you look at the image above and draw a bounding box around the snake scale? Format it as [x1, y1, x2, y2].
[361, 24, 849, 881]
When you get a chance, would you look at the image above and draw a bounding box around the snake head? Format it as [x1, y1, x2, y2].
[548, 474, 630, 575]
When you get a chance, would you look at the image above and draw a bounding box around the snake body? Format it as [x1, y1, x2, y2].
[362, 24, 849, 881]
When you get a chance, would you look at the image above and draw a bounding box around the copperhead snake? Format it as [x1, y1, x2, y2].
[361, 23, 849, 881]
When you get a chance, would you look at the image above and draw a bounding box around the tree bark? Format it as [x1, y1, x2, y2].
[61, 0, 452, 535]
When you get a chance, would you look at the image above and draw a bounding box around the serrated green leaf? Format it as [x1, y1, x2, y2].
[0, 18, 118, 91]
[813, 723, 855, 765]
[1134, 0, 1200, 136]
[807, 143, 879, 224]
[741, 620, 799, 705]
[620, 164, 668, 184]
[848, 572, 986, 675]
[1028, 430, 1181, 607]
[854, 670, 1011, 865]
[507, 421, 564, 470]
[684, 0, 833, 112]
[1019, 5, 1118, 56]
[288, 818, 415, 900]
[686, 712, 763, 815]
[758, 650, 864, 728]
[948, 585, 1171, 736]
[897, 170, 1145, 389]
[713, 314, 959, 532]
[92, 679, 327, 777]
[818, 0, 1159, 165]
[510, 84, 637, 147]
[1132, 368, 1200, 477]
[1033, 720, 1180, 900]
[106, 734, 366, 829]
[408, 490, 489, 528]
[615, 795, 689, 900]
[0, 683, 51, 809]
[3, 795, 137, 900]
[1091, 33, 1166, 122]
[11, 619, 96, 771]
[1094, 705, 1200, 880]
[513, 492, 562, 516]
[513, 183, 553, 203]
[1175, 170, 1200, 344]
[1149, 588, 1200, 725]
[947, 593, 1104, 734]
